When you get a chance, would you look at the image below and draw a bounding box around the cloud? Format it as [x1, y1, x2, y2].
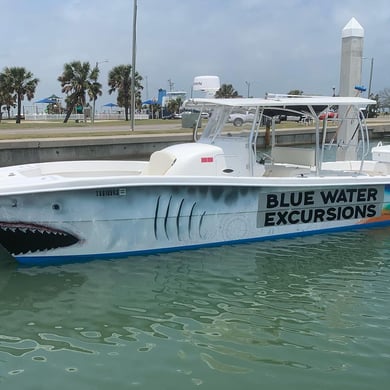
[0, 0, 388, 105]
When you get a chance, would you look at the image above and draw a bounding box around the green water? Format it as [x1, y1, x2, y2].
[1, 229, 389, 389]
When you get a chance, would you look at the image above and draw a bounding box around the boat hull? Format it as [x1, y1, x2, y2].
[2, 180, 390, 265]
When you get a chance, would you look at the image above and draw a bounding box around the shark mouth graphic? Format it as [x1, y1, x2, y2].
[0, 221, 80, 255]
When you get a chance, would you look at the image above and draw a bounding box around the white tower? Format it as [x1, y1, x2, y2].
[336, 17, 364, 161]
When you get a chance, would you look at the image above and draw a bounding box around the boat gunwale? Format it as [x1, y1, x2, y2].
[1, 169, 390, 196]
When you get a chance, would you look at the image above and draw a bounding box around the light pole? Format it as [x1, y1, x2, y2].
[131, 0, 137, 131]
[368, 57, 374, 98]
[92, 59, 108, 124]
[245, 81, 250, 98]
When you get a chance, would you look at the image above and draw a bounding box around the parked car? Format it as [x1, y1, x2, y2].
[228, 111, 255, 127]
[278, 114, 308, 122]
[162, 113, 174, 119]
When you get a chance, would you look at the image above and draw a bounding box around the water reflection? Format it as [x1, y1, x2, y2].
[0, 229, 389, 388]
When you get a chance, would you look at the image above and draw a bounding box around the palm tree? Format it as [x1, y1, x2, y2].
[287, 89, 304, 96]
[58, 61, 102, 123]
[0, 67, 39, 123]
[166, 97, 182, 115]
[108, 65, 143, 121]
[0, 81, 14, 122]
[367, 93, 379, 118]
[0, 90, 5, 122]
[89, 65, 103, 122]
[215, 84, 239, 98]
[379, 88, 390, 112]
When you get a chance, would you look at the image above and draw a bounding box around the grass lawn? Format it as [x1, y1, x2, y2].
[0, 119, 190, 139]
[0, 119, 174, 129]
[0, 118, 332, 141]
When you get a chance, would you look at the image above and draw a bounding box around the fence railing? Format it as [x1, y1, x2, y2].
[24, 113, 149, 121]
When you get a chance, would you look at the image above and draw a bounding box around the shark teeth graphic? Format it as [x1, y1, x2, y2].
[0, 221, 80, 255]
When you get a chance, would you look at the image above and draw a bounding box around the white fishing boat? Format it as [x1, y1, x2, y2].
[1, 94, 389, 266]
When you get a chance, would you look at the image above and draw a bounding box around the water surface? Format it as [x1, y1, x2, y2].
[1, 228, 389, 389]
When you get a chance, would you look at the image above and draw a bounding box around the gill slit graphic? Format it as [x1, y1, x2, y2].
[153, 195, 205, 242]
[199, 211, 206, 239]
[188, 203, 196, 240]
[164, 196, 172, 240]
[176, 198, 185, 241]
[154, 196, 160, 240]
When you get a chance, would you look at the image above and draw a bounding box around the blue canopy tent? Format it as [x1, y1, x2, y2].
[103, 103, 119, 118]
[142, 99, 158, 118]
[34, 96, 61, 115]
[103, 103, 118, 108]
[48, 94, 61, 100]
[142, 99, 158, 105]
[35, 97, 57, 104]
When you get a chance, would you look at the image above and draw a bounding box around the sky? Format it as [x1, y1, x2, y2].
[1, 0, 389, 110]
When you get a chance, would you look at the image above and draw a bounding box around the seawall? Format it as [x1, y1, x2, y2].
[0, 122, 389, 167]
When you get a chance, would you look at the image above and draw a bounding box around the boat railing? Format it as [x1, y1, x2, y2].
[319, 107, 370, 173]
[186, 96, 375, 177]
[357, 109, 370, 172]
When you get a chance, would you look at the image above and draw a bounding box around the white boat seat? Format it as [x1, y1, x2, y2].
[141, 150, 176, 175]
[263, 164, 311, 177]
[271, 146, 315, 167]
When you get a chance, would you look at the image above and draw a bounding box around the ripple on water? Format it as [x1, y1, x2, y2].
[0, 229, 389, 388]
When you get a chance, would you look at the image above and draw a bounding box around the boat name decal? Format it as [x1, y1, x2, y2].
[95, 188, 126, 197]
[257, 186, 384, 227]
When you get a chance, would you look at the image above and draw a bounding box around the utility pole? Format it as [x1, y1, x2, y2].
[131, 0, 137, 131]
[92, 60, 108, 124]
[168, 79, 174, 92]
[145, 75, 149, 100]
[245, 81, 250, 98]
[368, 57, 374, 98]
